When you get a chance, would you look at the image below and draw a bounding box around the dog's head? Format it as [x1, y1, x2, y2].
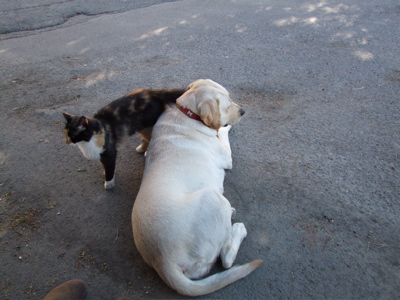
[178, 79, 245, 130]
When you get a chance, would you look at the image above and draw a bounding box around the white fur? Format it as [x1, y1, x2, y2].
[135, 143, 147, 154]
[132, 79, 262, 296]
[76, 138, 104, 160]
[104, 177, 115, 190]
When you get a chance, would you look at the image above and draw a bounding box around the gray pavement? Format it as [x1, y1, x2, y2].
[1, 0, 399, 299]
[0, 0, 180, 36]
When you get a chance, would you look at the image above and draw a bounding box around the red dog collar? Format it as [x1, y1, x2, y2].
[176, 103, 202, 122]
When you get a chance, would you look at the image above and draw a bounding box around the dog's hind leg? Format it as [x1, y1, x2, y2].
[220, 222, 248, 269]
[231, 207, 236, 219]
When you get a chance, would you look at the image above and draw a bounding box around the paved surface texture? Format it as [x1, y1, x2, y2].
[0, 0, 180, 35]
[1, 0, 399, 299]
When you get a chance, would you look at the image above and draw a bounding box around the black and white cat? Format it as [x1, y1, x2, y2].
[63, 88, 186, 189]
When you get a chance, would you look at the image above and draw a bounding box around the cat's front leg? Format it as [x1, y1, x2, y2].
[104, 178, 115, 189]
[100, 151, 117, 190]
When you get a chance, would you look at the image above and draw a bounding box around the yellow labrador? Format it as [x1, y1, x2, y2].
[132, 79, 262, 296]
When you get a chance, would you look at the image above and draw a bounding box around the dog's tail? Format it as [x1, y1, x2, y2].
[160, 259, 263, 297]
[152, 88, 187, 105]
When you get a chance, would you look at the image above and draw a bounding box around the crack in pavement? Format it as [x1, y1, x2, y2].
[0, 0, 181, 36]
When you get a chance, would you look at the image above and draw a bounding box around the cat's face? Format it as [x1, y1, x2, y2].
[63, 112, 93, 144]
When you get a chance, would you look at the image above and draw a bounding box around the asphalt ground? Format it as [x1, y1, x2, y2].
[0, 0, 399, 299]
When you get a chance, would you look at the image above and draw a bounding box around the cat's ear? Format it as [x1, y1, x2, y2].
[62, 112, 73, 123]
[78, 116, 89, 128]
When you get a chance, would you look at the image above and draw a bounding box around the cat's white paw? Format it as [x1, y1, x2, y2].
[136, 144, 146, 154]
[104, 178, 115, 190]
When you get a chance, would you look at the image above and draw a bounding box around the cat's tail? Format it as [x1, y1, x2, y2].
[153, 89, 187, 105]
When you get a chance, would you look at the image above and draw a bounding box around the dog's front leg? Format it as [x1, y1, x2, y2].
[218, 125, 232, 157]
[217, 125, 233, 169]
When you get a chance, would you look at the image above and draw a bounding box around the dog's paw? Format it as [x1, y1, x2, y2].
[232, 222, 247, 241]
[104, 178, 115, 190]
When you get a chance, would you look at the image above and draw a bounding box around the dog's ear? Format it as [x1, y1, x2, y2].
[62, 112, 73, 123]
[198, 99, 221, 130]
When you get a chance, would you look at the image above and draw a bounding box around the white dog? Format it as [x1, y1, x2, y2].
[132, 79, 262, 296]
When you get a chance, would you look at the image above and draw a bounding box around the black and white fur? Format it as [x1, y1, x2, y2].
[63, 88, 186, 189]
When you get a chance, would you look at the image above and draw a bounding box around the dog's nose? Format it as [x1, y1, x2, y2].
[239, 108, 245, 116]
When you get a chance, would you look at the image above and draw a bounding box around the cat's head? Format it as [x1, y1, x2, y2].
[62, 112, 93, 144]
